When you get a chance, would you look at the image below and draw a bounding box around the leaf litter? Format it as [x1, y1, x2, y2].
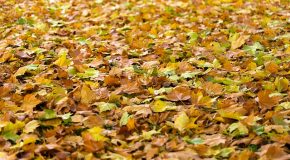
[0, 0, 289, 159]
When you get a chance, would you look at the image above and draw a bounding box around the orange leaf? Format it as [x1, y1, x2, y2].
[126, 118, 135, 131]
[258, 90, 280, 109]
[203, 82, 223, 95]
[104, 75, 120, 86]
[21, 94, 42, 113]
[166, 86, 191, 101]
[265, 61, 279, 74]
[191, 91, 214, 107]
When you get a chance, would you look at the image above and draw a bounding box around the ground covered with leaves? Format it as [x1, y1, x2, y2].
[0, 0, 289, 159]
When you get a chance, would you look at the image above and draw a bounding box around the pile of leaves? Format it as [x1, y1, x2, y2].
[0, 0, 289, 159]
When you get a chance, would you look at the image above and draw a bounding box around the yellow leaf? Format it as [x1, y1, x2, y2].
[87, 127, 107, 141]
[24, 120, 39, 133]
[231, 34, 250, 50]
[54, 49, 71, 67]
[275, 77, 289, 92]
[81, 84, 96, 104]
[186, 117, 199, 129]
[142, 129, 160, 140]
[14, 67, 28, 77]
[151, 100, 167, 112]
[151, 100, 176, 112]
[174, 111, 189, 132]
[23, 134, 38, 145]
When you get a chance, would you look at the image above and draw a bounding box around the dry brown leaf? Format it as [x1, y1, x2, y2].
[203, 82, 223, 95]
[166, 86, 191, 101]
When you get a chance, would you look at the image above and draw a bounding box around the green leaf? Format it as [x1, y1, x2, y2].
[142, 129, 160, 140]
[243, 42, 264, 55]
[77, 68, 99, 79]
[68, 66, 77, 75]
[217, 147, 235, 158]
[228, 122, 249, 137]
[181, 71, 201, 79]
[253, 125, 265, 135]
[2, 131, 19, 142]
[98, 102, 117, 112]
[133, 65, 145, 74]
[78, 37, 89, 45]
[120, 112, 130, 126]
[213, 77, 240, 85]
[60, 113, 72, 125]
[212, 59, 222, 68]
[16, 17, 27, 25]
[41, 109, 57, 120]
[279, 102, 290, 109]
[165, 6, 175, 15]
[151, 67, 158, 76]
[248, 144, 259, 152]
[186, 138, 204, 144]
[224, 85, 240, 93]
[26, 64, 39, 71]
[188, 32, 198, 43]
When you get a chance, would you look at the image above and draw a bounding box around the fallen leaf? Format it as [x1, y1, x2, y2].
[265, 61, 279, 74]
[258, 143, 290, 160]
[21, 94, 42, 113]
[174, 111, 189, 132]
[191, 91, 215, 107]
[203, 134, 226, 147]
[97, 102, 117, 112]
[203, 82, 223, 95]
[23, 120, 39, 133]
[54, 49, 71, 67]
[166, 86, 191, 101]
[151, 100, 176, 112]
[81, 84, 96, 104]
[257, 90, 280, 109]
[230, 34, 250, 50]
